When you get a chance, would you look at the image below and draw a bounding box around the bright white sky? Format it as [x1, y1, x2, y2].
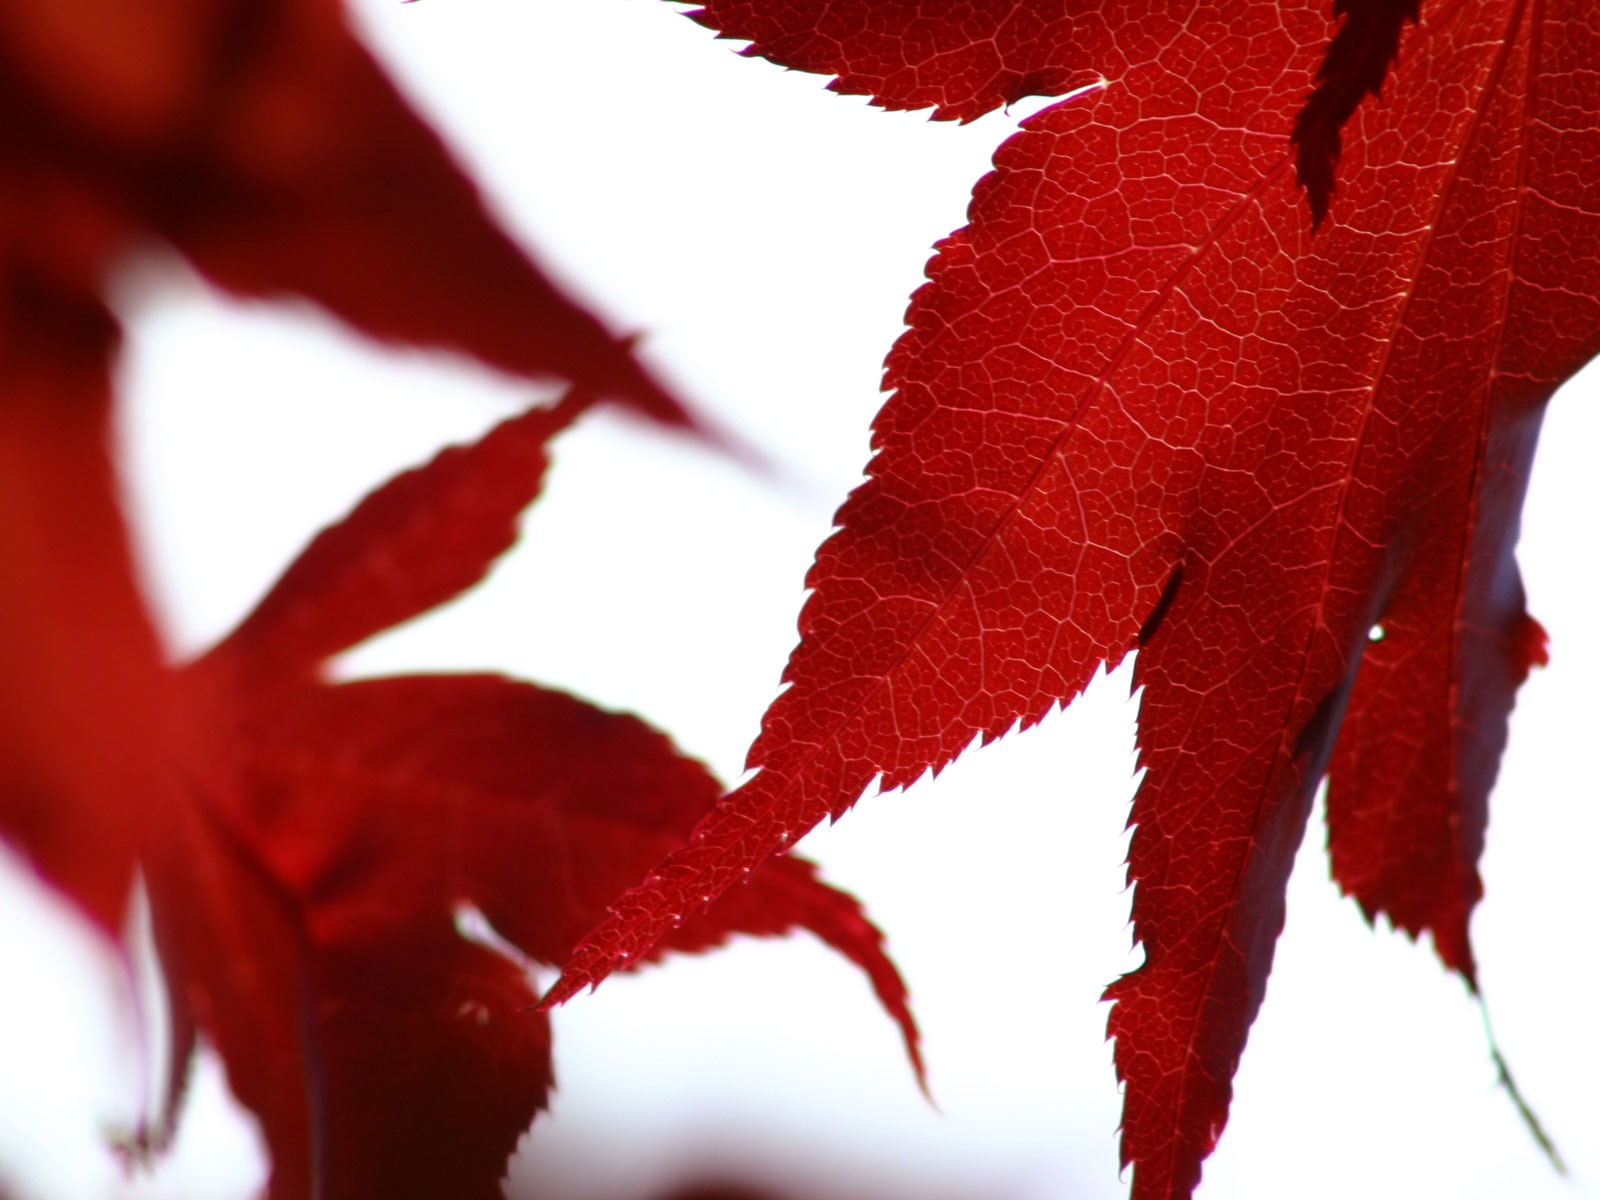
[2, 2, 1597, 1199]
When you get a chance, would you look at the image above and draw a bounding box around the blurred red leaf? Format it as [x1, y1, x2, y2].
[0, 280, 173, 931]
[0, 0, 702, 931]
[148, 400, 917, 1199]
[1292, 0, 1423, 224]
[0, 0, 688, 424]
[1, 4, 909, 1192]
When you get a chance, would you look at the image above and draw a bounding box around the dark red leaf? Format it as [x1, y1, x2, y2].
[1292, 0, 1423, 226]
[170, 670, 915, 1198]
[148, 794, 322, 1195]
[150, 761, 556, 1200]
[0, 0, 688, 425]
[0, 272, 173, 931]
[553, 1, 1600, 1195]
[158, 400, 919, 1196]
[1318, 0, 1598, 980]
[309, 928, 552, 1200]
[4, 3, 882, 1195]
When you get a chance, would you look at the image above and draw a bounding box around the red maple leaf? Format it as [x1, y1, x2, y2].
[0, 0, 694, 939]
[0, 4, 921, 1195]
[146, 394, 920, 1198]
[5, 384, 920, 1197]
[548, 1, 1600, 1196]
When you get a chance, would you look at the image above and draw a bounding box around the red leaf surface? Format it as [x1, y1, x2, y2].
[0, 279, 174, 932]
[682, 0, 1417, 219]
[146, 401, 917, 1199]
[553, 0, 1600, 1195]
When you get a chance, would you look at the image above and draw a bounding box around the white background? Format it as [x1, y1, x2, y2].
[2, 2, 1596, 1198]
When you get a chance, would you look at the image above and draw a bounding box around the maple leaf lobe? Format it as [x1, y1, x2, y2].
[0, 282, 172, 931]
[171, 400, 921, 1196]
[682, 0, 1103, 122]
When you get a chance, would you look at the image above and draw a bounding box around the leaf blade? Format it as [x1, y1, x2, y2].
[174, 672, 920, 1194]
[202, 395, 583, 682]
[555, 1, 1600, 1194]
[0, 280, 172, 931]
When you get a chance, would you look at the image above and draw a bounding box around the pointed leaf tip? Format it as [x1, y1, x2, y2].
[535, 964, 600, 1012]
[1292, 0, 1422, 225]
[205, 393, 588, 681]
